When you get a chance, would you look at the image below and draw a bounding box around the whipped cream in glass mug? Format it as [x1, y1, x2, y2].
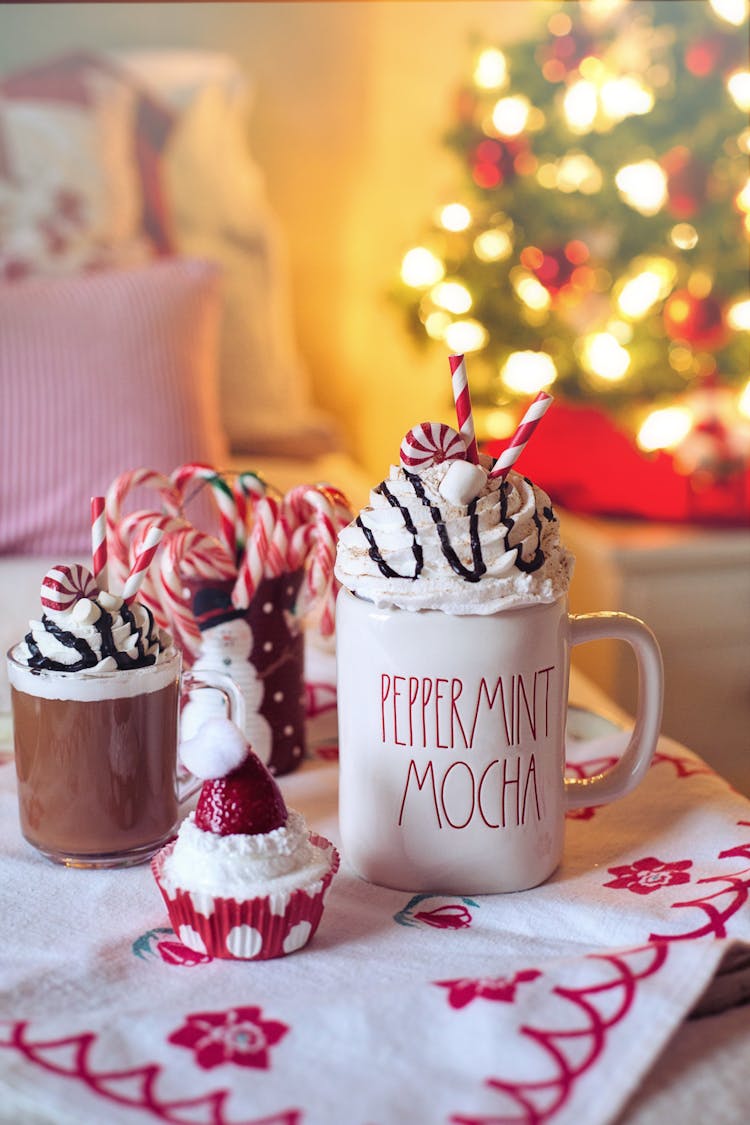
[335, 458, 663, 895]
[8, 584, 245, 868]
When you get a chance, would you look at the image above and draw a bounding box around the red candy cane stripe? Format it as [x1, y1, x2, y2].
[449, 354, 479, 464]
[156, 528, 235, 656]
[233, 497, 279, 609]
[399, 422, 467, 470]
[171, 463, 239, 560]
[41, 564, 99, 613]
[488, 390, 554, 481]
[105, 469, 181, 585]
[122, 526, 164, 605]
[233, 471, 267, 558]
[90, 496, 108, 591]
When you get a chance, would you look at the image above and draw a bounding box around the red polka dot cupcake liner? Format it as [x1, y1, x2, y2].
[152, 833, 339, 960]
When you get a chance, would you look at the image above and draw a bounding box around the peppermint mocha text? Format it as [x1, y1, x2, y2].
[380, 666, 556, 751]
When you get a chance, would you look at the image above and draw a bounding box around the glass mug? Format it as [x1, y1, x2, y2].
[7, 648, 246, 868]
[336, 589, 663, 894]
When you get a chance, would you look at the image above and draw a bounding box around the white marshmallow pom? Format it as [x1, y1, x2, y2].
[439, 460, 488, 507]
[70, 598, 101, 626]
[179, 717, 250, 780]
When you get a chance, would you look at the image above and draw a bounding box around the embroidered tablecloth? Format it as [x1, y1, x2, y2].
[1, 682, 749, 1125]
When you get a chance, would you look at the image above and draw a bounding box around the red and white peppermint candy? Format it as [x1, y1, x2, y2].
[399, 422, 467, 471]
[41, 564, 99, 613]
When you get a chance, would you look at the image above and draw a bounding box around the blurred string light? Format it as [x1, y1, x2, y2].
[431, 280, 473, 314]
[491, 95, 531, 136]
[400, 247, 444, 288]
[474, 48, 507, 90]
[670, 223, 699, 250]
[615, 160, 668, 215]
[727, 297, 750, 329]
[581, 332, 631, 381]
[637, 406, 694, 451]
[617, 258, 676, 318]
[727, 70, 750, 111]
[474, 227, 513, 261]
[438, 203, 472, 231]
[500, 351, 558, 394]
[709, 0, 749, 25]
[443, 319, 488, 353]
[740, 379, 750, 418]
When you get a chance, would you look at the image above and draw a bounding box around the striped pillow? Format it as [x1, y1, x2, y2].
[0, 258, 228, 554]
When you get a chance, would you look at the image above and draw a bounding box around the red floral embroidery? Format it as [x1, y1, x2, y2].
[415, 903, 473, 929]
[605, 856, 693, 895]
[436, 969, 542, 1010]
[156, 940, 211, 967]
[168, 1007, 290, 1071]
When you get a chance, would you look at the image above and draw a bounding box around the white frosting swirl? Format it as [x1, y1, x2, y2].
[335, 465, 573, 614]
[161, 809, 332, 899]
[15, 591, 175, 673]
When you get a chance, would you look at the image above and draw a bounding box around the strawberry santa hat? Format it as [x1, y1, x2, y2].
[180, 718, 288, 837]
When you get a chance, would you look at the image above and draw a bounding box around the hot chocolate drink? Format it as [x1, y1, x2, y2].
[8, 562, 181, 866]
[11, 663, 179, 862]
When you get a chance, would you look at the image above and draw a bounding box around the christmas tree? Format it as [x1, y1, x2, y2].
[397, 0, 749, 485]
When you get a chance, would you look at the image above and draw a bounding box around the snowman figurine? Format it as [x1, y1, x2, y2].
[180, 587, 273, 766]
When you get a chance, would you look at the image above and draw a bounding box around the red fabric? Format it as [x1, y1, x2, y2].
[0, 51, 175, 255]
[0, 259, 228, 555]
[484, 402, 750, 527]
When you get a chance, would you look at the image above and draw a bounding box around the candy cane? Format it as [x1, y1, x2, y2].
[233, 471, 267, 559]
[233, 496, 279, 609]
[171, 463, 239, 560]
[488, 391, 554, 481]
[449, 354, 479, 464]
[267, 513, 291, 577]
[90, 496, 108, 591]
[157, 528, 236, 655]
[122, 526, 164, 605]
[105, 468, 181, 583]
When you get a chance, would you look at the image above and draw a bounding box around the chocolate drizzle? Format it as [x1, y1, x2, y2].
[404, 471, 487, 583]
[354, 468, 557, 587]
[497, 479, 550, 574]
[25, 604, 161, 673]
[357, 482, 424, 580]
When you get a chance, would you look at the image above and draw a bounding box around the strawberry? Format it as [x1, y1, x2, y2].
[194, 750, 288, 837]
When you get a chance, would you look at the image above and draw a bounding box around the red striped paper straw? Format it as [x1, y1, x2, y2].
[122, 525, 164, 605]
[448, 354, 479, 464]
[488, 391, 554, 481]
[90, 496, 108, 591]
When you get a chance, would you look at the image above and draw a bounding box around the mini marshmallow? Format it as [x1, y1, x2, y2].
[99, 591, 124, 612]
[439, 460, 488, 507]
[180, 717, 250, 780]
[70, 598, 101, 626]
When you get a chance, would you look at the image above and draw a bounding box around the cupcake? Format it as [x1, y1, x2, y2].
[152, 718, 339, 960]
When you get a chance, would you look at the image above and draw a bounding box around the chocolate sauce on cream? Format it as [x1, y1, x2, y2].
[404, 471, 487, 582]
[357, 481, 424, 580]
[24, 604, 163, 673]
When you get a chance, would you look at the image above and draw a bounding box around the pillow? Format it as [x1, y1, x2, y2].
[0, 51, 175, 259]
[116, 49, 339, 457]
[0, 258, 228, 555]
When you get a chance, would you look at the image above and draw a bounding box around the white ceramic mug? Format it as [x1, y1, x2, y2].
[336, 588, 663, 894]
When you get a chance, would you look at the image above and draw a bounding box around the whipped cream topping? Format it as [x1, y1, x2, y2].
[161, 809, 332, 899]
[335, 464, 573, 614]
[15, 591, 174, 674]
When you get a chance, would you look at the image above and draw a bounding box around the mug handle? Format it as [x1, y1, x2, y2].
[176, 670, 248, 804]
[564, 612, 663, 811]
